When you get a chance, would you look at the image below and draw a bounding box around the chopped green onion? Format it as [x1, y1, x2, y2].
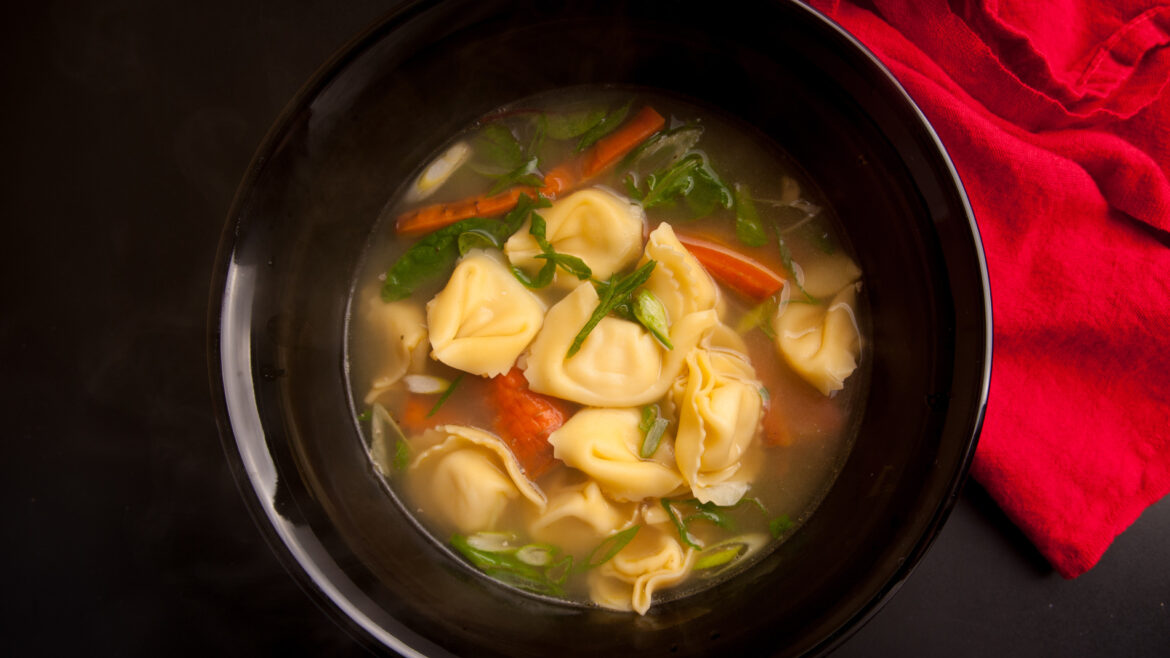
[428, 374, 463, 417]
[632, 289, 673, 349]
[516, 544, 557, 567]
[466, 531, 518, 553]
[567, 261, 657, 358]
[641, 417, 669, 459]
[694, 545, 744, 570]
[403, 374, 451, 395]
[584, 525, 640, 569]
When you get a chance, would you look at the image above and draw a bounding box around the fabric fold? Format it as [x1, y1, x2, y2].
[810, 0, 1170, 577]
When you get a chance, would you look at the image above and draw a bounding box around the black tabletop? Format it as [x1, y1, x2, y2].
[4, 2, 1167, 656]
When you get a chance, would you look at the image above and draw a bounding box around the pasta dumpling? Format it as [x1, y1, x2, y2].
[774, 283, 862, 396]
[547, 408, 684, 502]
[523, 281, 718, 407]
[795, 251, 862, 300]
[673, 348, 763, 506]
[363, 298, 428, 403]
[639, 222, 721, 323]
[505, 188, 645, 286]
[527, 477, 638, 553]
[407, 425, 545, 534]
[426, 250, 545, 377]
[587, 525, 694, 614]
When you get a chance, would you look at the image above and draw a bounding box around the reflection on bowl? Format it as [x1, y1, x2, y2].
[209, 1, 991, 656]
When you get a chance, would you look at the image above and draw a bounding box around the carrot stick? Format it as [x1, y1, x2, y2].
[675, 232, 786, 300]
[395, 106, 666, 236]
[488, 367, 569, 478]
[580, 106, 665, 179]
[396, 186, 535, 236]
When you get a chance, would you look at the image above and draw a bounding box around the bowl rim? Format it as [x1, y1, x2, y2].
[206, 1, 993, 655]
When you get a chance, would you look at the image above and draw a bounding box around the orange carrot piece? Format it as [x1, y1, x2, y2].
[489, 367, 568, 478]
[394, 107, 666, 236]
[675, 233, 786, 300]
[580, 106, 666, 179]
[399, 393, 460, 434]
[396, 187, 535, 236]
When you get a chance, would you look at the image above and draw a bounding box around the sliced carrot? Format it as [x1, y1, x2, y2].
[396, 186, 536, 236]
[742, 329, 844, 446]
[488, 367, 569, 478]
[675, 232, 786, 300]
[395, 106, 666, 236]
[580, 106, 666, 179]
[399, 393, 460, 434]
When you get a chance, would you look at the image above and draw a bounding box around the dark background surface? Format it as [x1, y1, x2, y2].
[3, 1, 1167, 656]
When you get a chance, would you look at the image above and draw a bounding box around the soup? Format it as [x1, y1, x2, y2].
[347, 88, 868, 614]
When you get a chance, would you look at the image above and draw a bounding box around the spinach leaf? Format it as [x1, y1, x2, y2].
[636, 152, 732, 218]
[487, 155, 545, 196]
[576, 101, 632, 152]
[470, 123, 526, 175]
[381, 194, 549, 301]
[618, 123, 704, 178]
[733, 183, 768, 247]
[545, 107, 607, 140]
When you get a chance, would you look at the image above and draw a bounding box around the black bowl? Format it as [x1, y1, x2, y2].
[209, 1, 991, 655]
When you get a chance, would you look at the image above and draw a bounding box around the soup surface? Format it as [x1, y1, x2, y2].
[347, 88, 868, 614]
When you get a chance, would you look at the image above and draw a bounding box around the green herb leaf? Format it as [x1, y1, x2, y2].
[471, 123, 525, 175]
[566, 260, 657, 358]
[769, 514, 794, 538]
[381, 195, 548, 301]
[576, 101, 632, 152]
[457, 228, 503, 255]
[428, 374, 463, 417]
[545, 107, 607, 140]
[535, 252, 592, 280]
[632, 289, 673, 349]
[618, 123, 704, 179]
[357, 409, 372, 422]
[638, 152, 732, 218]
[733, 183, 768, 247]
[487, 156, 545, 196]
[584, 525, 640, 569]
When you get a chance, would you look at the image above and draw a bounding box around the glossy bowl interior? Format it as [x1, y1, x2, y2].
[209, 1, 991, 656]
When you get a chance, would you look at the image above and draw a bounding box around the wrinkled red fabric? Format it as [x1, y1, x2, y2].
[808, 0, 1170, 577]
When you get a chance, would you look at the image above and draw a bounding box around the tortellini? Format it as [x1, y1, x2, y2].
[547, 408, 684, 502]
[587, 525, 695, 615]
[527, 477, 638, 554]
[407, 425, 545, 534]
[504, 188, 645, 286]
[523, 282, 718, 407]
[426, 249, 545, 377]
[363, 298, 428, 403]
[639, 222, 721, 322]
[774, 283, 862, 396]
[672, 348, 763, 506]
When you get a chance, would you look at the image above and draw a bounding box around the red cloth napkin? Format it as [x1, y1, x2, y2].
[808, 0, 1170, 577]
